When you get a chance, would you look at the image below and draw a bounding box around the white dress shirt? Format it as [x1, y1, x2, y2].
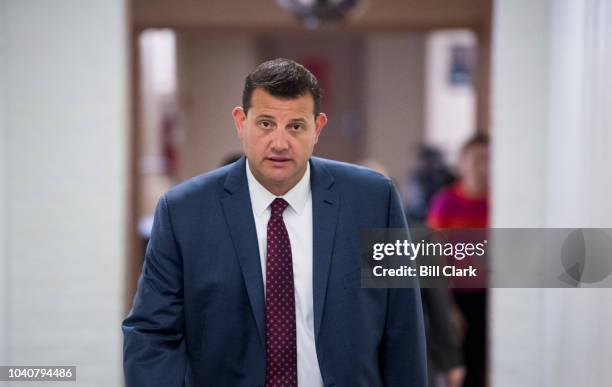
[246, 160, 324, 387]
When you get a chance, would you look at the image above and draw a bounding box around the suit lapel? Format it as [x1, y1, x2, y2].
[220, 157, 266, 348]
[220, 157, 339, 347]
[310, 158, 340, 340]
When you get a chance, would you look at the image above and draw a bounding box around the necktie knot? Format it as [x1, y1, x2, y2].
[270, 198, 289, 218]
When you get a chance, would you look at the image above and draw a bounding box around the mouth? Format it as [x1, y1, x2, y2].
[266, 157, 292, 166]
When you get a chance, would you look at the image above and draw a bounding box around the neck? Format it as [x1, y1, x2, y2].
[460, 180, 487, 198]
[266, 184, 292, 196]
[248, 161, 307, 197]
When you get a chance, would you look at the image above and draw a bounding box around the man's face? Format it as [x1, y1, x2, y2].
[232, 88, 327, 195]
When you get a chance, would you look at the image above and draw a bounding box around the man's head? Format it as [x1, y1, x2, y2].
[232, 58, 327, 196]
[242, 58, 323, 117]
[457, 133, 489, 196]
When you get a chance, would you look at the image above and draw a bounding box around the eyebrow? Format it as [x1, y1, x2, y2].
[288, 118, 307, 124]
[255, 114, 276, 121]
[255, 115, 308, 124]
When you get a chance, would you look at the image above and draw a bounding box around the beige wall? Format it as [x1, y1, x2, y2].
[259, 33, 366, 163]
[175, 32, 256, 179]
[132, 0, 491, 190]
[364, 33, 426, 183]
[171, 31, 428, 185]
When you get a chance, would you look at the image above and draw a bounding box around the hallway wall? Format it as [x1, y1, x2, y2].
[175, 32, 256, 180]
[491, 0, 612, 386]
[0, 0, 8, 368]
[0, 1, 128, 385]
[365, 33, 426, 182]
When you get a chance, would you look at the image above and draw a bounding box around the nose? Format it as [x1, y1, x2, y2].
[270, 128, 289, 153]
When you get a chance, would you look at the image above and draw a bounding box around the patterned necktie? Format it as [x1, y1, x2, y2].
[265, 198, 297, 387]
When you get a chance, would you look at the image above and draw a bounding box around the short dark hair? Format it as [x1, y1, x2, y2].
[461, 133, 489, 154]
[242, 58, 322, 116]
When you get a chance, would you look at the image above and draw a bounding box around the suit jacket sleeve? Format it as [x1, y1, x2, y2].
[122, 194, 187, 387]
[380, 179, 428, 387]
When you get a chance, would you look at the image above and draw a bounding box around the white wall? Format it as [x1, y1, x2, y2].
[491, 0, 612, 386]
[490, 0, 550, 381]
[425, 30, 477, 165]
[0, 0, 9, 368]
[139, 29, 177, 171]
[1, 1, 127, 385]
[138, 30, 178, 218]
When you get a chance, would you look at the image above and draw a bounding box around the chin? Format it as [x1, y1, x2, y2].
[265, 172, 293, 184]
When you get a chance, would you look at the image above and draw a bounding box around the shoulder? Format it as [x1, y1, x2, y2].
[311, 157, 392, 190]
[163, 162, 234, 206]
[310, 158, 398, 214]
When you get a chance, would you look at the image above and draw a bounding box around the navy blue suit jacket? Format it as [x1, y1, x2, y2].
[123, 156, 426, 386]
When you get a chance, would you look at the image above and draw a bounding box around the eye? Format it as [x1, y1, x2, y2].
[289, 123, 303, 131]
[258, 120, 274, 129]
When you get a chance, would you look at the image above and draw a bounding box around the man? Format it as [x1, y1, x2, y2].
[123, 58, 426, 386]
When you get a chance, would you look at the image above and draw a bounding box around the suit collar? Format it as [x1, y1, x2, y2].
[309, 157, 339, 340]
[223, 155, 249, 194]
[221, 156, 267, 348]
[309, 156, 335, 191]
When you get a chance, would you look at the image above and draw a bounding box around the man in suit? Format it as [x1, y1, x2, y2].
[123, 58, 426, 386]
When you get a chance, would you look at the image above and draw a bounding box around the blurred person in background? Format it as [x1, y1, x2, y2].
[423, 286, 465, 387]
[405, 145, 456, 227]
[359, 157, 465, 387]
[123, 58, 426, 387]
[427, 134, 490, 387]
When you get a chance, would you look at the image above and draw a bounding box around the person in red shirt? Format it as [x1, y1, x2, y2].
[427, 134, 489, 387]
[428, 135, 489, 229]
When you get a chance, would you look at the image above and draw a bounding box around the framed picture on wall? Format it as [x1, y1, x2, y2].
[448, 44, 475, 86]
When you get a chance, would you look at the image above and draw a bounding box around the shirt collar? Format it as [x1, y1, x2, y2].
[246, 159, 311, 217]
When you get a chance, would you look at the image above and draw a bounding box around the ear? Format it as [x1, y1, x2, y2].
[314, 113, 327, 144]
[232, 106, 247, 140]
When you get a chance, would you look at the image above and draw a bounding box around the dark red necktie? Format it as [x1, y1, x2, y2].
[265, 198, 297, 387]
